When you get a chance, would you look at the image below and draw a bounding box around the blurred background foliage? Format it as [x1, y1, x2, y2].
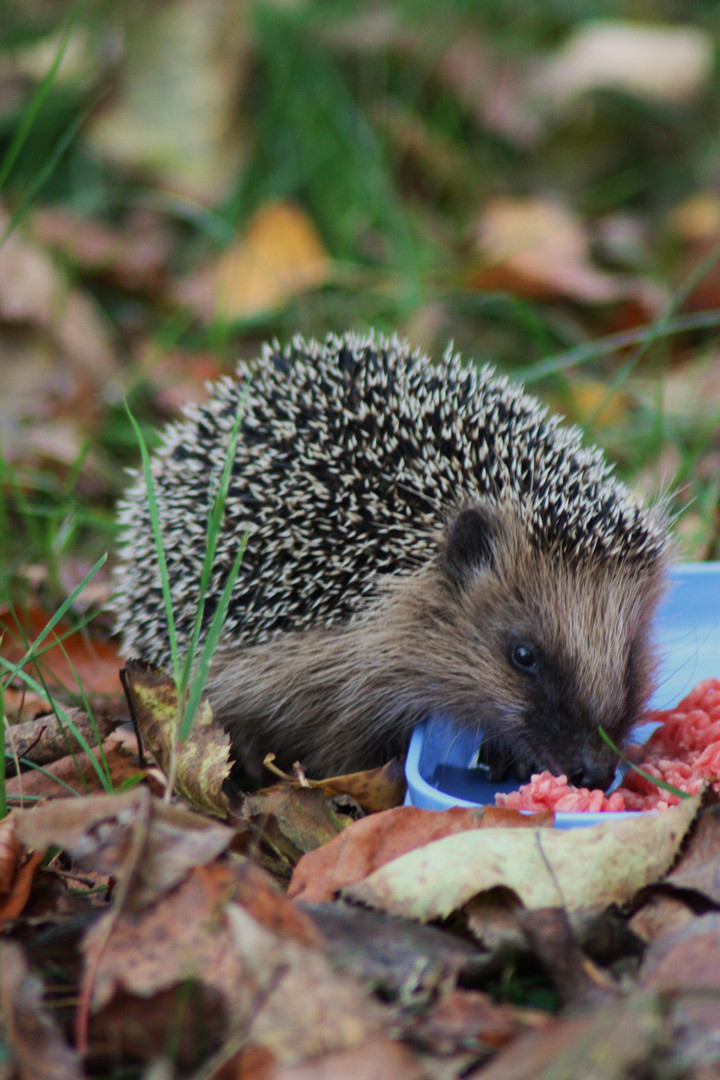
[1, 0, 720, 622]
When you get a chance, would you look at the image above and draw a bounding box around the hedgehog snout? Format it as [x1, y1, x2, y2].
[566, 750, 618, 791]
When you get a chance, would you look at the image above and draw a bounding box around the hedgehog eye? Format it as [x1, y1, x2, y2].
[510, 644, 538, 675]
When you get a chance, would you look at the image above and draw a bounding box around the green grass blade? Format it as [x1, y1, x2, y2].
[179, 532, 248, 741]
[124, 400, 181, 683]
[520, 310, 720, 383]
[180, 386, 249, 689]
[0, 99, 98, 248]
[0, 3, 81, 193]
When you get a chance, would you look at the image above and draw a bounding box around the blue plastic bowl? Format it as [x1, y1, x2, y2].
[404, 563, 720, 827]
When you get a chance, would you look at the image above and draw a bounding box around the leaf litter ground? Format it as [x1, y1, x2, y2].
[4, 664, 720, 1078]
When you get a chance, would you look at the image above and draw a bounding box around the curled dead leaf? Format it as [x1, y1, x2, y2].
[122, 660, 232, 818]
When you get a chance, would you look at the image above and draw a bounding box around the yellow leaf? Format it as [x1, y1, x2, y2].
[215, 201, 331, 319]
[122, 661, 232, 819]
[669, 193, 720, 242]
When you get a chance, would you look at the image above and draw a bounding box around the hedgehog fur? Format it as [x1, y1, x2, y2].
[114, 331, 671, 788]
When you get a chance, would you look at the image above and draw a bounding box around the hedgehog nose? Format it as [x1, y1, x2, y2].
[568, 759, 616, 792]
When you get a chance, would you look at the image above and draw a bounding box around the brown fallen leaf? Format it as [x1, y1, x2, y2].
[641, 913, 720, 1071]
[473, 992, 664, 1080]
[5, 727, 143, 801]
[663, 803, 720, 905]
[554, 376, 631, 430]
[300, 901, 483, 1005]
[83, 864, 268, 1069]
[14, 789, 237, 908]
[0, 606, 123, 698]
[31, 206, 173, 294]
[468, 196, 661, 309]
[0, 814, 22, 893]
[3, 817, 80, 926]
[669, 191, 720, 243]
[241, 785, 352, 881]
[226, 1037, 424, 1080]
[288, 804, 549, 904]
[228, 904, 388, 1065]
[343, 793, 703, 925]
[0, 941, 85, 1080]
[0, 208, 118, 405]
[628, 893, 697, 948]
[4, 707, 120, 768]
[228, 860, 324, 951]
[261, 756, 407, 815]
[408, 987, 548, 1056]
[0, 814, 44, 928]
[84, 868, 387, 1072]
[83, 863, 272, 1015]
[122, 660, 232, 818]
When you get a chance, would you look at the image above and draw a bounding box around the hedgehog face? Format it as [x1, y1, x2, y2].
[426, 500, 669, 789]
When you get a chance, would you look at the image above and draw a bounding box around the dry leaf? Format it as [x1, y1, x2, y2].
[0, 941, 84, 1080]
[343, 794, 702, 923]
[436, 37, 541, 147]
[531, 21, 713, 108]
[669, 192, 720, 243]
[122, 660, 232, 818]
[213, 201, 331, 320]
[474, 993, 664, 1080]
[663, 804, 720, 906]
[0, 606, 123, 698]
[5, 728, 142, 801]
[263, 757, 407, 815]
[31, 206, 173, 293]
[556, 377, 631, 429]
[409, 988, 547, 1055]
[241, 786, 351, 878]
[301, 901, 483, 1005]
[4, 707, 119, 767]
[83, 863, 268, 1015]
[469, 196, 651, 306]
[629, 893, 696, 947]
[0, 815, 44, 928]
[288, 804, 547, 904]
[14, 789, 236, 907]
[228, 904, 387, 1065]
[641, 914, 720, 1069]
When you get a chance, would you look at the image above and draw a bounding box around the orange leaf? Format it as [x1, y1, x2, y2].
[0, 816, 44, 928]
[214, 201, 331, 319]
[0, 606, 122, 698]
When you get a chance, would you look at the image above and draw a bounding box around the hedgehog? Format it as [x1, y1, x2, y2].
[113, 331, 671, 790]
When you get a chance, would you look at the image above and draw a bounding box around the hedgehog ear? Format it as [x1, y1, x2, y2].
[442, 505, 496, 586]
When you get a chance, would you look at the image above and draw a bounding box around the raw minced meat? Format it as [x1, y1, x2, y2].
[495, 678, 720, 815]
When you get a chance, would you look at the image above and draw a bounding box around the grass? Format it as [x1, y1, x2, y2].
[125, 395, 248, 798]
